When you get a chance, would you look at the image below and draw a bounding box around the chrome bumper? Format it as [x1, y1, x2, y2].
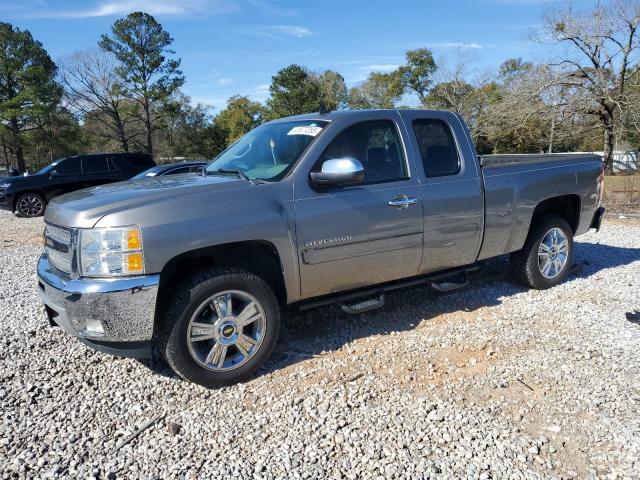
[37, 253, 159, 356]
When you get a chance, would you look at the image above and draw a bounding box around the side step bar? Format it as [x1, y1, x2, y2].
[341, 294, 385, 314]
[430, 270, 469, 292]
[295, 264, 478, 314]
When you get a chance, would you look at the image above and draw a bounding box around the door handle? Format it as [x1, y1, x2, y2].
[388, 195, 418, 209]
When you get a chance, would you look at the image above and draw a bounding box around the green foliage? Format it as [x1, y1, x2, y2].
[316, 70, 348, 111]
[266, 64, 321, 118]
[155, 94, 220, 160]
[0, 22, 62, 171]
[348, 71, 404, 109]
[397, 48, 437, 104]
[99, 12, 184, 154]
[215, 95, 265, 145]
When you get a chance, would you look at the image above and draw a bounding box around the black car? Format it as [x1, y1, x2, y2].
[0, 152, 155, 217]
[131, 161, 207, 180]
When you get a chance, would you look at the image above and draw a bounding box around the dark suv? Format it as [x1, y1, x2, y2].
[0, 153, 155, 217]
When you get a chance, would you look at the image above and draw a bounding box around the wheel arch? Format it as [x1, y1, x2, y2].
[529, 194, 581, 237]
[157, 240, 288, 310]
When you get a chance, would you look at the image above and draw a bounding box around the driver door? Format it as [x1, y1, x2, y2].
[294, 118, 423, 299]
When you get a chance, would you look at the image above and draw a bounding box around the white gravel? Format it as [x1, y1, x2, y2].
[1, 209, 639, 479]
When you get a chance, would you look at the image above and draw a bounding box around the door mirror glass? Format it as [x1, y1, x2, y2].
[310, 157, 365, 187]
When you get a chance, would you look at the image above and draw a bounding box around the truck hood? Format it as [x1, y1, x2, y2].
[1, 172, 46, 187]
[45, 174, 246, 228]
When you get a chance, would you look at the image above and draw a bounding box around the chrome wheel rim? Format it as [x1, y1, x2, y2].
[186, 290, 266, 372]
[18, 195, 43, 216]
[538, 227, 569, 279]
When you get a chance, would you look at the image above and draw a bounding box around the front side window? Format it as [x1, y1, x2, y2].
[56, 157, 82, 175]
[316, 120, 407, 184]
[412, 119, 460, 177]
[206, 120, 329, 181]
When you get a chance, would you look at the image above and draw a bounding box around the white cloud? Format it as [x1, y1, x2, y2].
[430, 42, 488, 49]
[244, 24, 313, 39]
[12, 0, 239, 18]
[216, 77, 233, 86]
[265, 25, 313, 38]
[360, 64, 400, 72]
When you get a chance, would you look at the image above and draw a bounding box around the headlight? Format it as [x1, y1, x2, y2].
[0, 182, 11, 188]
[79, 226, 145, 277]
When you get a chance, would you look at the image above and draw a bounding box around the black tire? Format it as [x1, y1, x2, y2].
[510, 215, 574, 290]
[15, 192, 46, 217]
[158, 267, 280, 388]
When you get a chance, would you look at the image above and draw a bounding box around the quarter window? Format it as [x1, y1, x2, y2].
[412, 119, 460, 177]
[317, 120, 407, 184]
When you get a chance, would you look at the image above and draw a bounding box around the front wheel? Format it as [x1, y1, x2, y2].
[158, 268, 280, 388]
[510, 215, 574, 290]
[15, 192, 46, 217]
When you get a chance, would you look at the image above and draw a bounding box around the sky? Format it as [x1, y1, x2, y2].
[0, 0, 594, 111]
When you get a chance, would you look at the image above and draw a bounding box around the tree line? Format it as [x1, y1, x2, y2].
[1, 1, 639, 174]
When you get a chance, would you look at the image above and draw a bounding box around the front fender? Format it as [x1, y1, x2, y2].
[94, 181, 301, 302]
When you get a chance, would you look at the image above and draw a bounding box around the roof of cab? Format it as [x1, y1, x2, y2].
[268, 109, 448, 123]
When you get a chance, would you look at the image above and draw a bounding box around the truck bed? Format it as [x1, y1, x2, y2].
[476, 152, 603, 262]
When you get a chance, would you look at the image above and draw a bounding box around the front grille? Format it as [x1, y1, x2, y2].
[44, 223, 73, 274]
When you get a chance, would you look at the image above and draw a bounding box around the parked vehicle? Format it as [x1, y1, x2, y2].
[0, 152, 155, 217]
[131, 161, 207, 180]
[37, 110, 605, 387]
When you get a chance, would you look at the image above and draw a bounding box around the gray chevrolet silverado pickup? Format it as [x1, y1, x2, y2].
[37, 109, 605, 387]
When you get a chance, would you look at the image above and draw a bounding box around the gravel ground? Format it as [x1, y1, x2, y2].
[1, 209, 639, 479]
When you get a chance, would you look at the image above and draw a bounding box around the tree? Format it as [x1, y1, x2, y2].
[347, 71, 404, 109]
[215, 95, 264, 145]
[59, 49, 137, 152]
[155, 94, 221, 160]
[100, 11, 184, 155]
[266, 64, 321, 118]
[397, 48, 438, 105]
[316, 70, 348, 111]
[540, 0, 640, 171]
[0, 22, 62, 172]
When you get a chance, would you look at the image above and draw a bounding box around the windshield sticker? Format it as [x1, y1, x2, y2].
[287, 125, 323, 137]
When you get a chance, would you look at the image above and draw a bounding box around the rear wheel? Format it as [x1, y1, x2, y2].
[15, 192, 46, 217]
[510, 215, 574, 289]
[158, 268, 280, 388]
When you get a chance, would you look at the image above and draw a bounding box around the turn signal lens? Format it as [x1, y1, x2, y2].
[127, 229, 142, 250]
[126, 252, 144, 274]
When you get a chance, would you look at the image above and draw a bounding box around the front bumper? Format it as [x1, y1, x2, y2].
[37, 253, 159, 357]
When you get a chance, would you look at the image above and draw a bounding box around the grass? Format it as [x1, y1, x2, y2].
[603, 174, 640, 213]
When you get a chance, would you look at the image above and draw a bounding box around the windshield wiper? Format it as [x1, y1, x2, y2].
[206, 168, 255, 184]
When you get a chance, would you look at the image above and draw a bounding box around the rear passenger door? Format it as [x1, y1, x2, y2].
[294, 114, 424, 299]
[81, 155, 116, 188]
[400, 111, 484, 273]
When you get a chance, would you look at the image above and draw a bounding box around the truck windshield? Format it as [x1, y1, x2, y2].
[206, 120, 329, 181]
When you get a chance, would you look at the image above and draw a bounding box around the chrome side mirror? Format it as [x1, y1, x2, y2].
[309, 157, 364, 187]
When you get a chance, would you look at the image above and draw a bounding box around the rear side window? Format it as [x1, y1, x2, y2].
[166, 166, 191, 175]
[56, 157, 82, 175]
[317, 120, 407, 184]
[82, 156, 109, 173]
[412, 119, 460, 177]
